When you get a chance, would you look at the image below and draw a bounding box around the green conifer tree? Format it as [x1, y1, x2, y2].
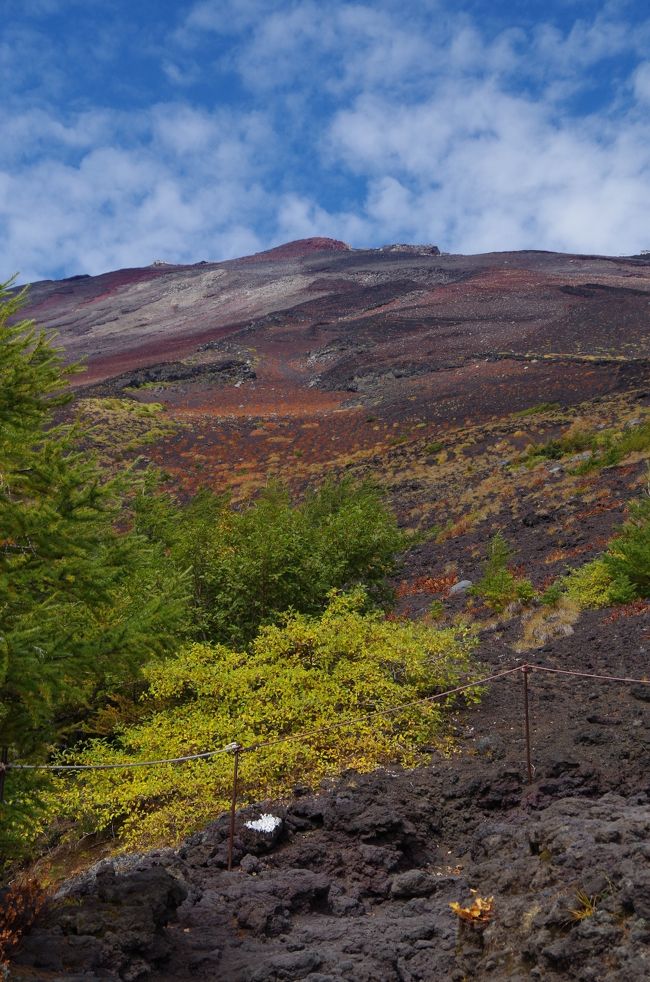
[0, 279, 186, 763]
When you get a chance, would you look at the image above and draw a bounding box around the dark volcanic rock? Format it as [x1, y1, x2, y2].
[14, 776, 650, 981]
[14, 863, 186, 980]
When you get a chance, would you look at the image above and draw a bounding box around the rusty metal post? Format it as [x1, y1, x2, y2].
[227, 744, 241, 871]
[0, 746, 8, 803]
[522, 667, 533, 785]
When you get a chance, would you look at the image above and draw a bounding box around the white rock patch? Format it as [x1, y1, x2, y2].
[244, 814, 282, 834]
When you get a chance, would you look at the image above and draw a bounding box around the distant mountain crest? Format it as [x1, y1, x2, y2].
[241, 237, 352, 262]
[379, 243, 441, 255]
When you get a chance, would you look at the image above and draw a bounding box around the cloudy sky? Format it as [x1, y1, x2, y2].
[2, 0, 650, 281]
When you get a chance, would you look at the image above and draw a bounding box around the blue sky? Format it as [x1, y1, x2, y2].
[2, 0, 650, 281]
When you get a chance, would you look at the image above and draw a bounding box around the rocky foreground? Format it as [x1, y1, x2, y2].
[12, 751, 650, 981]
[11, 574, 650, 981]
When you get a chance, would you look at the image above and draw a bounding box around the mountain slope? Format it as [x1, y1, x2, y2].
[18, 241, 650, 500]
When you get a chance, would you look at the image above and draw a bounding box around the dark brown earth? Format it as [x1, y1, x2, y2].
[7, 240, 650, 980]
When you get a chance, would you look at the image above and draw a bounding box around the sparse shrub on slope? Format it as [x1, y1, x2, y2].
[52, 590, 478, 849]
[470, 533, 534, 613]
[603, 493, 650, 598]
[559, 489, 650, 608]
[76, 397, 176, 454]
[520, 415, 650, 472]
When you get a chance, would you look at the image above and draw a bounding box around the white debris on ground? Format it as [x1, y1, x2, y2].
[244, 814, 282, 834]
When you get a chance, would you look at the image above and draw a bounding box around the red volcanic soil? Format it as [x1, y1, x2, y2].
[238, 237, 352, 263]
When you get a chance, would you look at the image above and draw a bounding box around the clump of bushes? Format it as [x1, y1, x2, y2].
[51, 591, 479, 848]
[521, 429, 595, 466]
[76, 397, 176, 453]
[135, 476, 405, 646]
[573, 419, 650, 473]
[520, 416, 650, 472]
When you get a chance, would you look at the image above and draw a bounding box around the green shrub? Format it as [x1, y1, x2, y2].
[571, 419, 650, 474]
[603, 494, 650, 598]
[470, 534, 534, 613]
[522, 429, 596, 467]
[564, 559, 635, 609]
[513, 402, 560, 418]
[135, 477, 405, 646]
[50, 590, 479, 849]
[429, 599, 445, 620]
[540, 582, 564, 607]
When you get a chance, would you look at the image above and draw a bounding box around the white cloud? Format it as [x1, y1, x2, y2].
[325, 78, 650, 255]
[4, 1, 650, 281]
[633, 61, 650, 103]
[0, 102, 274, 282]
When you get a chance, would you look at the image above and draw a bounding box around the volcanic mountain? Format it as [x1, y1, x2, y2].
[10, 241, 650, 980]
[19, 237, 650, 497]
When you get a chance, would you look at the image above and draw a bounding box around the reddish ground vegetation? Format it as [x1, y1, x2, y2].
[604, 600, 650, 623]
[238, 237, 351, 262]
[395, 573, 458, 598]
[0, 878, 46, 967]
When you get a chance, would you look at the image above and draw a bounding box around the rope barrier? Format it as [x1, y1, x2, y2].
[4, 659, 650, 865]
[7, 742, 241, 773]
[2, 662, 649, 775]
[525, 664, 650, 684]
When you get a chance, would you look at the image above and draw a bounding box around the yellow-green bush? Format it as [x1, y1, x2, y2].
[50, 590, 479, 850]
[564, 559, 634, 609]
[75, 397, 176, 453]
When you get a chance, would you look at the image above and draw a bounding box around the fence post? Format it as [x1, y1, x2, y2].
[522, 666, 533, 785]
[227, 744, 242, 872]
[0, 746, 8, 803]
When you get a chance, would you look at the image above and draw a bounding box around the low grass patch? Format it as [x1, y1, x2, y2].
[513, 402, 560, 418]
[76, 397, 177, 455]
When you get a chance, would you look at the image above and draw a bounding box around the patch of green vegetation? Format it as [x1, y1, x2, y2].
[424, 440, 444, 455]
[135, 477, 405, 647]
[76, 397, 177, 454]
[409, 524, 442, 546]
[519, 416, 650, 472]
[573, 419, 650, 473]
[470, 533, 534, 613]
[513, 402, 560, 418]
[521, 429, 595, 466]
[429, 599, 445, 620]
[564, 559, 635, 609]
[538, 489, 650, 611]
[123, 381, 165, 393]
[539, 581, 564, 607]
[50, 590, 479, 849]
[603, 491, 650, 598]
